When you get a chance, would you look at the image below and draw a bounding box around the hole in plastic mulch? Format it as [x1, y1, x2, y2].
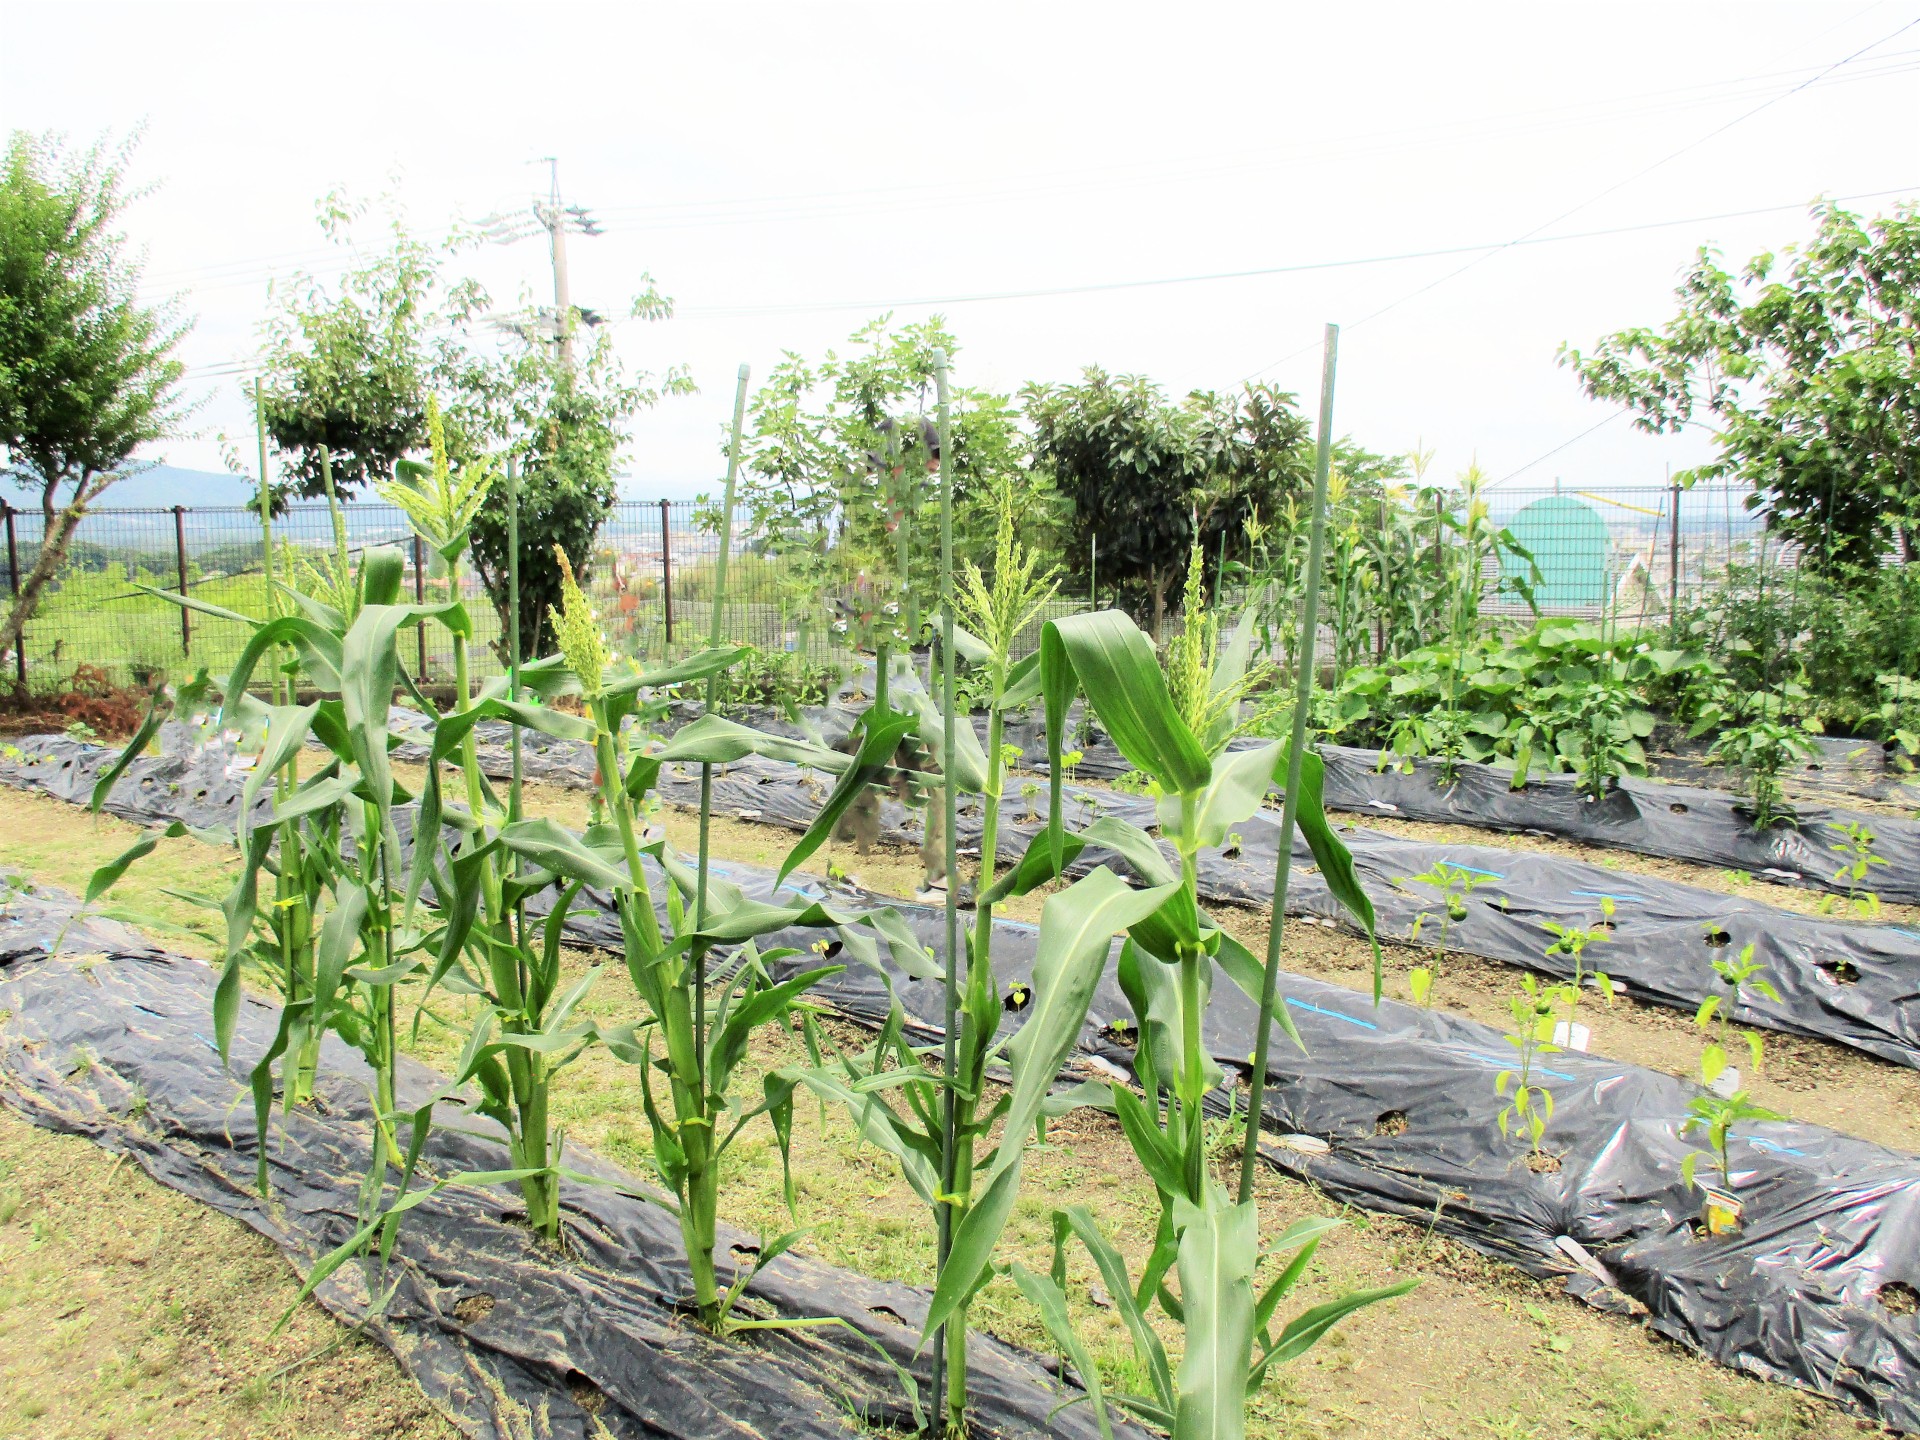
[1818, 958, 1861, 986]
[1670, 802, 1688, 814]
[1880, 1282, 1920, 1317]
[566, 1370, 608, 1416]
[1705, 927, 1732, 949]
[451, 1293, 496, 1324]
[1375, 1110, 1409, 1137]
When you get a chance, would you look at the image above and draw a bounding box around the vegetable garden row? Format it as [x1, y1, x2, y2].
[0, 354, 1916, 1440]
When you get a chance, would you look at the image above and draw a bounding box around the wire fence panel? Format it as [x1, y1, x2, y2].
[0, 484, 1784, 693]
[1477, 482, 1781, 622]
[0, 498, 1093, 693]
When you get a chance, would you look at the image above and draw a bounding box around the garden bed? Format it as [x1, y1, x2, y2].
[11, 729, 1920, 1434]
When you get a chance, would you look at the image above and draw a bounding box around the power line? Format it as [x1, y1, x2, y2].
[660, 184, 1917, 321]
[136, 48, 1920, 301]
[1242, 9, 1920, 382]
[174, 181, 1920, 382]
[1487, 413, 1626, 488]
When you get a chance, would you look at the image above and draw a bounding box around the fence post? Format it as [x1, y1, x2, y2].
[660, 498, 674, 649]
[1668, 478, 1681, 639]
[172, 506, 191, 655]
[412, 536, 428, 678]
[3, 504, 21, 689]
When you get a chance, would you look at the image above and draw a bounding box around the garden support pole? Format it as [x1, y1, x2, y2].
[3, 506, 22, 689]
[507, 459, 524, 928]
[1669, 476, 1681, 640]
[694, 365, 751, 1094]
[1238, 322, 1339, 1204]
[932, 349, 960, 1433]
[412, 536, 428, 679]
[659, 497, 674, 651]
[254, 382, 279, 703]
[172, 507, 190, 656]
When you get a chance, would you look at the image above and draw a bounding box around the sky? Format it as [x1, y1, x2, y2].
[6, 0, 1919, 501]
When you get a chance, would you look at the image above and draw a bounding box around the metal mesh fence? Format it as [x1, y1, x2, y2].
[0, 483, 1798, 693]
[1477, 481, 1782, 622]
[0, 499, 1094, 693]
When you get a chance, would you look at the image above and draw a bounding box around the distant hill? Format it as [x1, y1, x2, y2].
[37, 465, 265, 510]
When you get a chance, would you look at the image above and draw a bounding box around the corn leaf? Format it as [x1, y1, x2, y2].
[1171, 1192, 1259, 1440]
[923, 868, 1177, 1342]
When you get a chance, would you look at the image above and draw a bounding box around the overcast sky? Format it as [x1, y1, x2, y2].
[7, 1, 1918, 499]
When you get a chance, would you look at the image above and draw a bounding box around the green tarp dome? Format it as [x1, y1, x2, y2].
[1503, 494, 1610, 608]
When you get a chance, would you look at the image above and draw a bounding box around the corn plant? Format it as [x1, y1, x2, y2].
[1400, 859, 1493, 1006]
[963, 542, 1405, 1440]
[1821, 820, 1887, 920]
[782, 478, 1105, 1431]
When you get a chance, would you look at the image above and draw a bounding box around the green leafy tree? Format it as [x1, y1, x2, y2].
[731, 315, 1032, 618]
[469, 330, 688, 661]
[254, 192, 489, 504]
[1563, 200, 1920, 575]
[1025, 371, 1313, 631]
[0, 130, 189, 675]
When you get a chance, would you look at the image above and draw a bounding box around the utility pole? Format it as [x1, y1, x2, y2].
[479, 158, 603, 371]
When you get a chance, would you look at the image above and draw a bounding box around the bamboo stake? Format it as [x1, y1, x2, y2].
[1238, 323, 1339, 1204]
[931, 349, 960, 1431]
[253, 382, 279, 706]
[695, 365, 752, 1087]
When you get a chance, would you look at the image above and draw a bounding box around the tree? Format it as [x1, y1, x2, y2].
[1562, 200, 1920, 576]
[250, 190, 691, 658]
[0, 130, 189, 679]
[1024, 370, 1313, 630]
[468, 327, 691, 660]
[729, 314, 1033, 629]
[254, 193, 488, 505]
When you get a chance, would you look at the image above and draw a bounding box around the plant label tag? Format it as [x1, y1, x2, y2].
[1701, 1189, 1743, 1236]
[1551, 1022, 1591, 1052]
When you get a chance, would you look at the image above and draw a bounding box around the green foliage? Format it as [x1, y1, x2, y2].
[1669, 560, 1920, 739]
[1398, 860, 1494, 1006]
[1335, 618, 1688, 788]
[730, 315, 1032, 637]
[1563, 200, 1920, 576]
[0, 129, 188, 504]
[468, 344, 679, 662]
[1012, 598, 1397, 1439]
[1693, 942, 1780, 1091]
[0, 129, 189, 663]
[1542, 895, 1616, 1037]
[1704, 696, 1819, 831]
[254, 191, 486, 503]
[1025, 370, 1312, 630]
[1496, 974, 1560, 1162]
[1680, 1091, 1784, 1201]
[1821, 820, 1887, 920]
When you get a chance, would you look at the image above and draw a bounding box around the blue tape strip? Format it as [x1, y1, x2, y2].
[1441, 861, 1505, 879]
[1463, 1049, 1576, 1082]
[1746, 1136, 1809, 1158]
[1569, 889, 1646, 904]
[1284, 997, 1380, 1031]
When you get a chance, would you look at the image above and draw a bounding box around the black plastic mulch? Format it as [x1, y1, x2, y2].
[0, 880, 1130, 1440]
